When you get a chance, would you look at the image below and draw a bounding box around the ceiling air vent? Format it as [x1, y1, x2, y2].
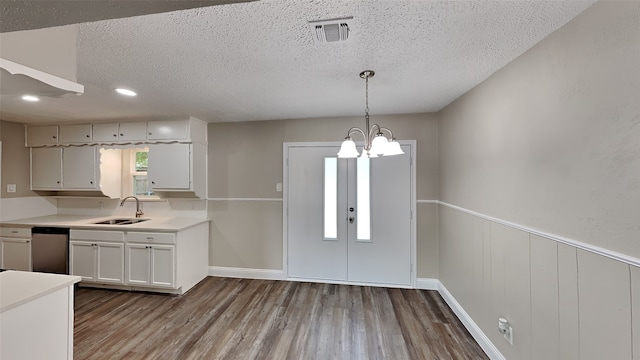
[309, 17, 353, 43]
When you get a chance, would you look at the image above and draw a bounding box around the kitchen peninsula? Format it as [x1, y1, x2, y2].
[0, 270, 81, 360]
[0, 215, 210, 295]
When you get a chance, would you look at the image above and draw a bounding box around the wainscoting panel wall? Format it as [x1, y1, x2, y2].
[530, 235, 560, 360]
[632, 266, 640, 359]
[492, 222, 532, 360]
[557, 243, 580, 360]
[577, 249, 632, 360]
[439, 203, 640, 360]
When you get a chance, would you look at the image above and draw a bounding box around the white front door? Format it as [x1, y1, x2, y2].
[286, 143, 413, 286]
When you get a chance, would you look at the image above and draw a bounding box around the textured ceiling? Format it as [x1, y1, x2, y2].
[0, 0, 596, 124]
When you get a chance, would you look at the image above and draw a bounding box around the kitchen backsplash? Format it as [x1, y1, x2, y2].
[56, 198, 208, 218]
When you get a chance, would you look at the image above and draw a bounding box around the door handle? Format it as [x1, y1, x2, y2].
[349, 207, 355, 212]
[349, 217, 354, 224]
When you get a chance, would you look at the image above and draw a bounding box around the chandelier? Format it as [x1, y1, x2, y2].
[337, 70, 404, 158]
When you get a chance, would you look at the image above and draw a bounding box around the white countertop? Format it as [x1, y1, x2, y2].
[0, 215, 210, 232]
[0, 271, 81, 313]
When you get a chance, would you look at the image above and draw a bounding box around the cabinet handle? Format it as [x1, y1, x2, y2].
[56, 181, 60, 184]
[86, 134, 90, 138]
[10, 230, 18, 234]
[148, 132, 152, 135]
[52, 136, 57, 139]
[113, 134, 117, 137]
[120, 133, 124, 136]
[146, 237, 154, 240]
[151, 181, 155, 185]
[90, 181, 94, 184]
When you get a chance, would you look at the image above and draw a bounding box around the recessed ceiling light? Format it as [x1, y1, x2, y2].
[22, 95, 40, 102]
[115, 88, 137, 97]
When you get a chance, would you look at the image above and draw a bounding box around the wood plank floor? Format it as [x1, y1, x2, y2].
[74, 277, 488, 360]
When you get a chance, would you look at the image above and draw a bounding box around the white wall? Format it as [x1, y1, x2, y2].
[438, 2, 640, 359]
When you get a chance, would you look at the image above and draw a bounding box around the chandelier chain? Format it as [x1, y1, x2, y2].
[365, 74, 370, 115]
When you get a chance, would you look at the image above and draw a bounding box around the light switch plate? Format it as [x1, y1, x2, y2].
[7, 184, 16, 193]
[276, 183, 283, 192]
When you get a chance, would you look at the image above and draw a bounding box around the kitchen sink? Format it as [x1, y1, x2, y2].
[93, 218, 150, 225]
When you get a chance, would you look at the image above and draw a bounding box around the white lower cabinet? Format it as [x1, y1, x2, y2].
[1, 238, 31, 271]
[68, 222, 208, 294]
[70, 241, 125, 284]
[70, 230, 125, 284]
[125, 243, 175, 288]
[1, 227, 32, 271]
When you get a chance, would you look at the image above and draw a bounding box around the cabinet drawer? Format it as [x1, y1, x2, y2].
[71, 230, 124, 242]
[125, 232, 175, 244]
[0, 227, 31, 238]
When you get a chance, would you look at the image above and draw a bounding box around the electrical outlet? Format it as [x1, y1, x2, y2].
[504, 325, 513, 345]
[7, 184, 16, 193]
[498, 317, 513, 346]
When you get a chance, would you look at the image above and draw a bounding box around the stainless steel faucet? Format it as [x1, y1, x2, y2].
[120, 196, 144, 218]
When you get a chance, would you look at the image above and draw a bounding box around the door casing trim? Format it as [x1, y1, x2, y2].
[282, 141, 417, 287]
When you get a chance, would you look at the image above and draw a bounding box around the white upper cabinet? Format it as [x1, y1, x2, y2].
[148, 143, 191, 190]
[32, 147, 96, 190]
[59, 124, 92, 144]
[118, 122, 147, 142]
[31, 147, 62, 189]
[147, 117, 207, 143]
[92, 122, 147, 143]
[147, 142, 207, 198]
[30, 147, 122, 197]
[147, 120, 188, 141]
[62, 147, 97, 189]
[25, 117, 207, 146]
[92, 123, 120, 143]
[26, 125, 58, 147]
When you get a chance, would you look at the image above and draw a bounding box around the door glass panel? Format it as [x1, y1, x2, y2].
[357, 157, 371, 241]
[323, 157, 338, 240]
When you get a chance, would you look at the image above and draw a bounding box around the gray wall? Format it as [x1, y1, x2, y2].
[438, 2, 640, 359]
[208, 114, 440, 276]
[0, 120, 36, 198]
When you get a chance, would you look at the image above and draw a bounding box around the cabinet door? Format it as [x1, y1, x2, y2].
[59, 124, 92, 144]
[147, 120, 188, 141]
[119, 122, 147, 142]
[70, 241, 96, 281]
[26, 125, 58, 146]
[150, 245, 175, 288]
[31, 147, 62, 189]
[2, 238, 31, 271]
[126, 244, 150, 285]
[148, 143, 191, 190]
[93, 123, 120, 143]
[62, 147, 97, 189]
[96, 242, 124, 284]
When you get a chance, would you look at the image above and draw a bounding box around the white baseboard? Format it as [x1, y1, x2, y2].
[208, 266, 285, 280]
[438, 282, 505, 360]
[415, 277, 439, 290]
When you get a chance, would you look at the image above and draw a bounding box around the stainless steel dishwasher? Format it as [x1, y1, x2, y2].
[31, 227, 70, 274]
